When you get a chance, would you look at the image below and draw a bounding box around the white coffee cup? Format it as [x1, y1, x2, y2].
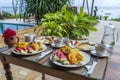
[54, 38, 63, 47]
[95, 44, 106, 55]
[24, 34, 36, 42]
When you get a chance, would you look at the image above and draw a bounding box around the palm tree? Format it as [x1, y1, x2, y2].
[23, 0, 70, 24]
[82, 0, 89, 15]
[82, 0, 85, 8]
[90, 0, 95, 16]
[86, 0, 89, 15]
[12, 0, 19, 20]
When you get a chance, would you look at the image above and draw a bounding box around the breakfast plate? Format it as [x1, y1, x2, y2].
[75, 41, 96, 51]
[50, 51, 90, 68]
[34, 36, 53, 44]
[75, 44, 95, 51]
[43, 38, 53, 44]
[12, 45, 47, 56]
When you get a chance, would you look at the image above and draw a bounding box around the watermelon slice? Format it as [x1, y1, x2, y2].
[53, 50, 69, 64]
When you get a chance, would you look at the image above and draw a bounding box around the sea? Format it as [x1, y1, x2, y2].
[1, 6, 120, 19]
[1, 7, 19, 14]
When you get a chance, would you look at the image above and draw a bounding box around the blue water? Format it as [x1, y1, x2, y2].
[0, 22, 35, 34]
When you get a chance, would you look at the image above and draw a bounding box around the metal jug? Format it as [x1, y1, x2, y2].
[101, 23, 116, 48]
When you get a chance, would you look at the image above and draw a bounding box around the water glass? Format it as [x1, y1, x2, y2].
[101, 23, 116, 48]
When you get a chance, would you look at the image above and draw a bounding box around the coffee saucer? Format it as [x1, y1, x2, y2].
[91, 50, 110, 57]
[51, 43, 65, 48]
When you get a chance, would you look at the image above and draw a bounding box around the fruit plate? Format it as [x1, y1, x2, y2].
[50, 51, 90, 68]
[12, 45, 47, 56]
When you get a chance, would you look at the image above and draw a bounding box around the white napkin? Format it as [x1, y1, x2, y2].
[86, 61, 97, 74]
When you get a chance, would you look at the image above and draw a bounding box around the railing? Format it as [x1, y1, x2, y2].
[0, 22, 35, 33]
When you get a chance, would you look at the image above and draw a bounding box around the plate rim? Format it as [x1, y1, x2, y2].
[34, 36, 53, 44]
[12, 45, 47, 56]
[75, 44, 95, 51]
[51, 43, 65, 48]
[50, 51, 90, 68]
[91, 50, 109, 57]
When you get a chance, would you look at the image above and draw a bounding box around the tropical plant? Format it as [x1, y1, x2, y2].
[39, 5, 98, 39]
[111, 18, 120, 22]
[103, 16, 109, 20]
[23, 0, 70, 24]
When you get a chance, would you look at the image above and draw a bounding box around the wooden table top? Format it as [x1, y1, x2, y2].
[0, 45, 108, 80]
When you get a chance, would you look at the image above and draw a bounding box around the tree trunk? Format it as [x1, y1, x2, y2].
[82, 0, 85, 8]
[86, 0, 89, 15]
[91, 0, 95, 16]
[12, 0, 18, 20]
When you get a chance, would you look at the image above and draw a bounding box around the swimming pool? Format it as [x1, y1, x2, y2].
[0, 22, 35, 34]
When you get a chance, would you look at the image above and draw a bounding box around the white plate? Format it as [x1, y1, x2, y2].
[34, 36, 55, 45]
[50, 51, 90, 68]
[12, 45, 47, 56]
[51, 43, 65, 48]
[75, 44, 95, 51]
[43, 38, 52, 44]
[91, 50, 110, 57]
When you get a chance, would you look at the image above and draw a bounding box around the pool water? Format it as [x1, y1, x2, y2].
[0, 22, 35, 34]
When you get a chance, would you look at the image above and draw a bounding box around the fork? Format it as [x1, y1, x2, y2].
[86, 56, 98, 77]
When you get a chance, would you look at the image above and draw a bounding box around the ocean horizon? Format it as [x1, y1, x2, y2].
[1, 6, 120, 19]
[1, 7, 20, 14]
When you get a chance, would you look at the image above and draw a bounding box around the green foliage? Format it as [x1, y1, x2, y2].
[0, 11, 12, 19]
[39, 5, 98, 39]
[9, 14, 24, 18]
[111, 18, 120, 22]
[0, 11, 24, 19]
[103, 16, 109, 20]
[24, 0, 69, 24]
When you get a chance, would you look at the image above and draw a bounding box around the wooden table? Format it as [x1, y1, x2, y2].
[0, 44, 108, 80]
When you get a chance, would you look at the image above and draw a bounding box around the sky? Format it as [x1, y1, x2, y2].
[95, 0, 120, 7]
[0, 0, 120, 7]
[71, 0, 120, 7]
[0, 0, 12, 7]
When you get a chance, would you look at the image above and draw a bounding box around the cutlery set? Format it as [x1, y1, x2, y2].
[82, 55, 98, 77]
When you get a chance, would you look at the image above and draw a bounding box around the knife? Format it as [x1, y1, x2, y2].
[35, 48, 53, 62]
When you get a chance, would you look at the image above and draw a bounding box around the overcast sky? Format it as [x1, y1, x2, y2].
[0, 0, 12, 7]
[0, 0, 120, 7]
